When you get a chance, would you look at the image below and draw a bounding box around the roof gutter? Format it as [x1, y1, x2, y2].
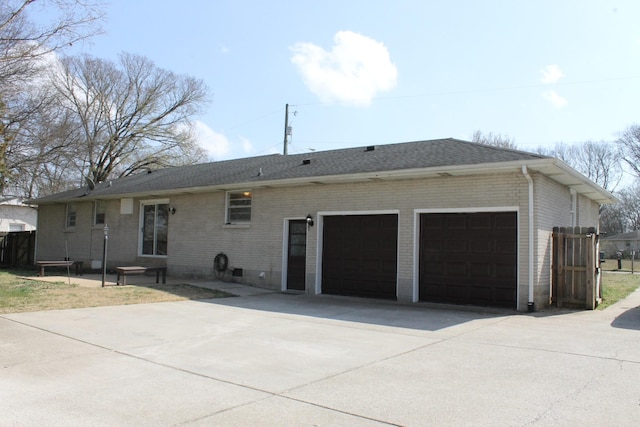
[522, 165, 535, 312]
[29, 158, 616, 206]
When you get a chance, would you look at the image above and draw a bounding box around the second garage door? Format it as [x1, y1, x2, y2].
[419, 212, 517, 308]
[322, 214, 398, 299]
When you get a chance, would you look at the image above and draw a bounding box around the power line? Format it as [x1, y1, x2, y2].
[212, 75, 640, 138]
[224, 107, 283, 132]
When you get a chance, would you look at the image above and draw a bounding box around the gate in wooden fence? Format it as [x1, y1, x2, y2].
[0, 231, 36, 268]
[552, 226, 600, 310]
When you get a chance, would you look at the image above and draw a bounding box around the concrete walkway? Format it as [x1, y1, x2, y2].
[27, 272, 275, 297]
[1, 280, 639, 426]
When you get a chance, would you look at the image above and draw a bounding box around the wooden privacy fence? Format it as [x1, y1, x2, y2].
[552, 226, 600, 310]
[0, 231, 36, 268]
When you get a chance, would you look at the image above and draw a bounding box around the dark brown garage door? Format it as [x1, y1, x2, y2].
[419, 212, 517, 308]
[322, 214, 398, 299]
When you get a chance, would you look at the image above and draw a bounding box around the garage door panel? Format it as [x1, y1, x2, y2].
[469, 286, 493, 301]
[445, 262, 467, 276]
[424, 239, 444, 252]
[419, 212, 517, 308]
[361, 260, 381, 272]
[495, 212, 517, 228]
[322, 214, 398, 299]
[493, 289, 516, 301]
[470, 239, 492, 253]
[423, 214, 444, 229]
[495, 239, 516, 253]
[445, 284, 468, 300]
[427, 283, 446, 298]
[445, 240, 467, 252]
[469, 214, 492, 229]
[379, 259, 398, 272]
[446, 215, 467, 229]
[469, 263, 492, 277]
[424, 261, 443, 275]
[495, 263, 516, 278]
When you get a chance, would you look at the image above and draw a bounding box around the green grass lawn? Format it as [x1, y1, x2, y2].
[0, 269, 231, 314]
[598, 258, 640, 309]
[600, 257, 640, 272]
[1, 265, 637, 314]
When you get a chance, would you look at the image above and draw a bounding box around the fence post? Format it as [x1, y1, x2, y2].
[552, 227, 558, 305]
[585, 232, 595, 310]
[557, 227, 565, 308]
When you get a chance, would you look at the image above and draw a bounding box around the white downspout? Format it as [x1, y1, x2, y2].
[522, 165, 535, 311]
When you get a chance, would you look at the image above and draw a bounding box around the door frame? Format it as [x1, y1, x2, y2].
[281, 217, 308, 291]
[412, 206, 520, 309]
[315, 210, 400, 296]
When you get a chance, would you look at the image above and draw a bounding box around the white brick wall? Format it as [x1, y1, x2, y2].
[0, 205, 37, 231]
[36, 169, 601, 311]
[531, 175, 601, 307]
[166, 172, 532, 304]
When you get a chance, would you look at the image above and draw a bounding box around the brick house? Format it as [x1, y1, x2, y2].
[600, 230, 640, 258]
[30, 138, 615, 311]
[0, 198, 37, 232]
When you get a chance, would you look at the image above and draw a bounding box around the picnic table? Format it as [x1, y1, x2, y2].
[116, 266, 167, 286]
[36, 260, 84, 277]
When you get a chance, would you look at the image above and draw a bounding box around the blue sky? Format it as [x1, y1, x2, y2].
[49, 0, 640, 160]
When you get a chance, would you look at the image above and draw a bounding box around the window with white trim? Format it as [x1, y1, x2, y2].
[94, 200, 106, 226]
[66, 203, 77, 228]
[140, 201, 169, 256]
[9, 223, 25, 232]
[226, 191, 252, 223]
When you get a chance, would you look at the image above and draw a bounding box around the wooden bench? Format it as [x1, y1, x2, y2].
[36, 260, 84, 277]
[116, 266, 167, 286]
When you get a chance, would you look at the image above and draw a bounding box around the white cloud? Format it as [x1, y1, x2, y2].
[542, 90, 568, 108]
[540, 64, 564, 84]
[291, 31, 397, 106]
[194, 121, 231, 157]
[240, 137, 253, 153]
[194, 122, 257, 160]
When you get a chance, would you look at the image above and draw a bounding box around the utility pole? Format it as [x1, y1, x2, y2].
[282, 103, 298, 155]
[283, 103, 289, 155]
[101, 224, 109, 287]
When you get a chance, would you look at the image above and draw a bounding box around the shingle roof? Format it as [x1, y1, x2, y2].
[29, 138, 552, 204]
[601, 230, 640, 241]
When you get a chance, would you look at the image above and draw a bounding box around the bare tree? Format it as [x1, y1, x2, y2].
[50, 52, 210, 184]
[599, 204, 627, 235]
[578, 141, 622, 191]
[471, 130, 518, 150]
[617, 124, 640, 179]
[0, 0, 104, 86]
[0, 0, 104, 195]
[616, 183, 640, 231]
[537, 141, 621, 192]
[536, 142, 572, 162]
[0, 81, 82, 198]
[598, 181, 640, 234]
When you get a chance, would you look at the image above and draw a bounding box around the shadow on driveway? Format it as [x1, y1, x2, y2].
[17, 271, 518, 332]
[611, 305, 640, 330]
[202, 291, 515, 332]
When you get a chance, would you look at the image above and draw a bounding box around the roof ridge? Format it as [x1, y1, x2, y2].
[27, 137, 565, 204]
[445, 138, 549, 158]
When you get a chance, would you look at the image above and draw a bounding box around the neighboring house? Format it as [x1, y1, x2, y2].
[29, 138, 615, 311]
[0, 198, 37, 232]
[600, 230, 640, 258]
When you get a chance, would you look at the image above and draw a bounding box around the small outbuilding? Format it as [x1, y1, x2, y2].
[0, 198, 37, 232]
[600, 230, 640, 258]
[29, 138, 615, 311]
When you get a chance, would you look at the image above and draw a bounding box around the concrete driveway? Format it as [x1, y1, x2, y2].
[1, 283, 639, 426]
